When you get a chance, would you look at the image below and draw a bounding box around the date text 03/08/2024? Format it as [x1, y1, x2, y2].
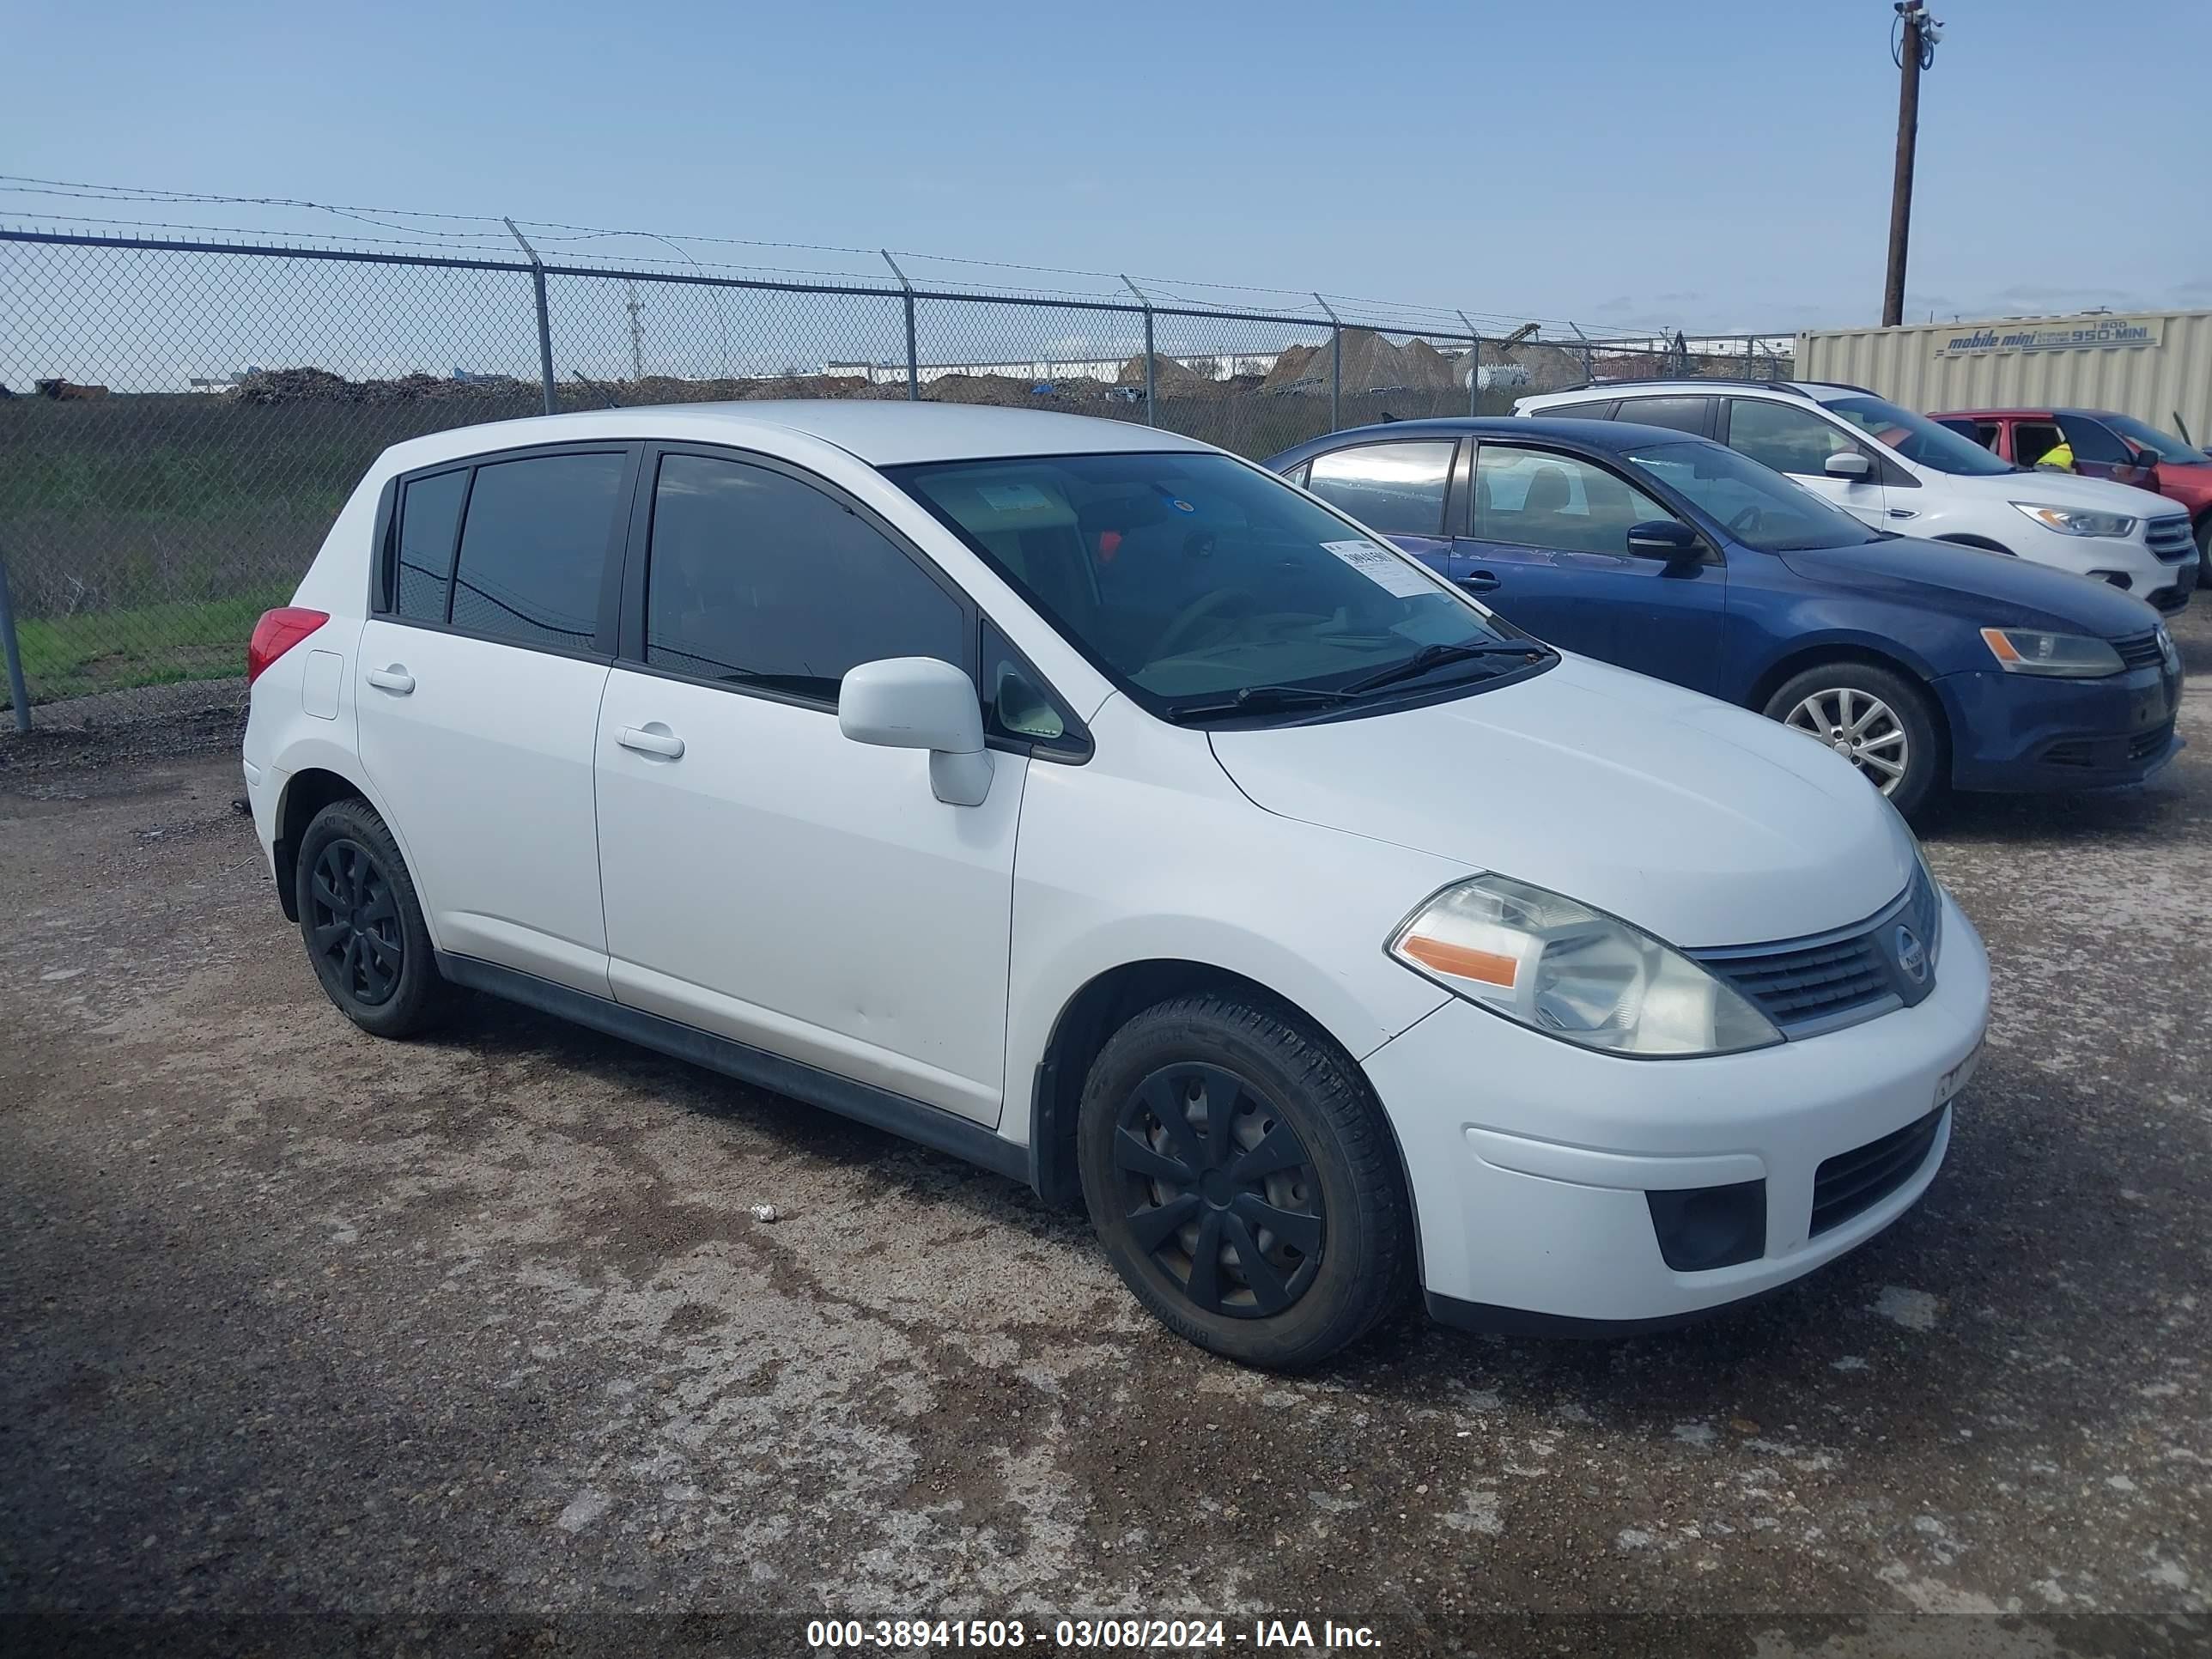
[804, 1617, 1383, 1650]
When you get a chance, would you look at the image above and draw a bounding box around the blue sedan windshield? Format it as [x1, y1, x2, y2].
[1622, 440, 1880, 552]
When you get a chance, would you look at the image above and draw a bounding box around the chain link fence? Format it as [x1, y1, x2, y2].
[0, 225, 1789, 733]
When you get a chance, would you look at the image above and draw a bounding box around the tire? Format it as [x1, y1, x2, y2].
[1075, 993, 1413, 1371]
[1762, 660, 1944, 821]
[294, 797, 445, 1038]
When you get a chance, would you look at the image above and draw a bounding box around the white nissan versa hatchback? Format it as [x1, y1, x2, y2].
[243, 403, 1989, 1370]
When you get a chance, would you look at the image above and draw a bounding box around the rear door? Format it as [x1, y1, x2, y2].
[592, 447, 1023, 1125]
[1723, 397, 1889, 527]
[355, 444, 635, 995]
[1452, 441, 1727, 692]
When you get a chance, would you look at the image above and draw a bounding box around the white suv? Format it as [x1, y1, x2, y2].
[1517, 380, 2196, 611]
[242, 402, 1988, 1369]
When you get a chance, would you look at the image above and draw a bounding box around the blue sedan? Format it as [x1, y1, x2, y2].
[1267, 417, 2185, 818]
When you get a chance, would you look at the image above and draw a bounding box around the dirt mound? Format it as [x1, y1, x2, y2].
[1261, 329, 1466, 396]
[231, 367, 535, 406]
[1117, 353, 1213, 388]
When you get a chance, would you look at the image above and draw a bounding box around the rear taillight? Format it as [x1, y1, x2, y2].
[246, 607, 330, 685]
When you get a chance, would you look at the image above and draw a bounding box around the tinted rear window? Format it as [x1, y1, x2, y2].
[393, 469, 468, 622]
[448, 453, 627, 650]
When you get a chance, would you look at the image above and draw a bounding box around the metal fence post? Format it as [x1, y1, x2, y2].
[504, 217, 557, 416]
[1456, 311, 1480, 416]
[1121, 275, 1155, 426]
[1568, 319, 1595, 386]
[0, 550, 30, 734]
[881, 251, 920, 400]
[1314, 294, 1342, 432]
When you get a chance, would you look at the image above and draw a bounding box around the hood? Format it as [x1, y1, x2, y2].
[1779, 536, 2165, 637]
[1207, 655, 1916, 951]
[1938, 466, 2178, 518]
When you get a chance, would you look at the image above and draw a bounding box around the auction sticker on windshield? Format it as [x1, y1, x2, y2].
[1322, 540, 1437, 599]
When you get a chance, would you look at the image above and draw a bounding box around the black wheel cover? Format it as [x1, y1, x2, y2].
[1114, 1063, 1325, 1319]
[307, 838, 404, 1008]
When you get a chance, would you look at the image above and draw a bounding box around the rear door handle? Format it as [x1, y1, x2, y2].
[617, 724, 685, 760]
[1457, 571, 1501, 593]
[366, 665, 415, 695]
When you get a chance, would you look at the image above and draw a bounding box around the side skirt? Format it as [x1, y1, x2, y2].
[435, 952, 1034, 1190]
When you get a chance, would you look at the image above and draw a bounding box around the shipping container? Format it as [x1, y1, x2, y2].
[1796, 310, 2212, 448]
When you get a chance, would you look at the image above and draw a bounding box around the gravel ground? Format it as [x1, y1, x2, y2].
[3, 611, 2209, 1658]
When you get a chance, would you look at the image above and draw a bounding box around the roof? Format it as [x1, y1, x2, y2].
[1927, 405, 2113, 421]
[1265, 416, 1720, 466]
[375, 399, 1215, 472]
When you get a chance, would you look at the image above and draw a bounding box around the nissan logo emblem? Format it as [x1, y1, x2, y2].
[1893, 926, 1928, 984]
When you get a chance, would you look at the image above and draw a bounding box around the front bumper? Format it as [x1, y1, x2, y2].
[1366, 890, 1989, 1328]
[1936, 662, 2184, 793]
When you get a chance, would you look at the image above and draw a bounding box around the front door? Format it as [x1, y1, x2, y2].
[1450, 441, 1728, 694]
[1724, 398, 1890, 529]
[593, 448, 1023, 1126]
[354, 446, 634, 995]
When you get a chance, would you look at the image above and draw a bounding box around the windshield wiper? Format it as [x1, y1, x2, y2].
[1162, 684, 1354, 723]
[1338, 640, 1552, 697]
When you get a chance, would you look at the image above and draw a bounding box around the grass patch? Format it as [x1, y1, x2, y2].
[6, 587, 293, 707]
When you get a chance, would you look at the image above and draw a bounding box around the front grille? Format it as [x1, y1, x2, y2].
[2146, 517, 2195, 562]
[1695, 865, 1938, 1037]
[1706, 935, 1895, 1028]
[1812, 1106, 1946, 1236]
[2112, 630, 2166, 670]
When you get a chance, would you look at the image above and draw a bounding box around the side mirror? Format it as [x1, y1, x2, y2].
[838, 657, 994, 806]
[1824, 451, 1873, 481]
[2129, 455, 2160, 489]
[1624, 520, 1700, 562]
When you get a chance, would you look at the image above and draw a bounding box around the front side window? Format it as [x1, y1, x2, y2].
[1821, 394, 2017, 476]
[1303, 440, 1455, 536]
[447, 452, 627, 649]
[890, 451, 1541, 721]
[1624, 440, 1877, 551]
[644, 453, 963, 702]
[2056, 414, 2133, 465]
[1473, 445, 1676, 556]
[1726, 398, 1857, 477]
[1540, 398, 1615, 420]
[393, 469, 468, 622]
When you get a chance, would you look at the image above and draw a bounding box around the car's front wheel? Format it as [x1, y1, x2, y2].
[295, 796, 445, 1038]
[1764, 660, 1943, 820]
[1076, 993, 1413, 1370]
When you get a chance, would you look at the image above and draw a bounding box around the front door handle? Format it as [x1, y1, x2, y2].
[1457, 571, 1501, 593]
[366, 665, 415, 695]
[617, 724, 685, 760]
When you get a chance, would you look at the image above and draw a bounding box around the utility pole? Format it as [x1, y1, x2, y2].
[1882, 2, 1942, 328]
[625, 282, 644, 381]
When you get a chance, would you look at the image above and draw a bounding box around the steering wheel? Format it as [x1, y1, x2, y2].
[1152, 586, 1259, 659]
[1727, 503, 1765, 538]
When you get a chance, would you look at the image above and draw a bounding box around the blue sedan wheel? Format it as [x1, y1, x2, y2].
[1765, 662, 1943, 821]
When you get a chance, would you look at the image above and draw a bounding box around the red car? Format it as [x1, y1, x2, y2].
[1932, 406, 2212, 562]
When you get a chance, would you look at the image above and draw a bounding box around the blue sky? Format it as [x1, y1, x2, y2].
[4, 0, 2208, 336]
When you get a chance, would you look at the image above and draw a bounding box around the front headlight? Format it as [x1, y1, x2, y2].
[1387, 875, 1782, 1058]
[1978, 627, 2124, 678]
[2009, 501, 2137, 538]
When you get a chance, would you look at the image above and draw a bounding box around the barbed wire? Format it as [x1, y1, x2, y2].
[0, 173, 1639, 340]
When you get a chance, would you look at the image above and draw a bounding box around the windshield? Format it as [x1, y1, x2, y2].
[889, 451, 1543, 720]
[2097, 412, 2206, 465]
[1824, 395, 2018, 476]
[1622, 440, 1880, 551]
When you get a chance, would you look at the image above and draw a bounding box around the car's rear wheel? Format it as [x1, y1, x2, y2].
[1076, 993, 1413, 1371]
[1764, 661, 1943, 820]
[295, 797, 444, 1038]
